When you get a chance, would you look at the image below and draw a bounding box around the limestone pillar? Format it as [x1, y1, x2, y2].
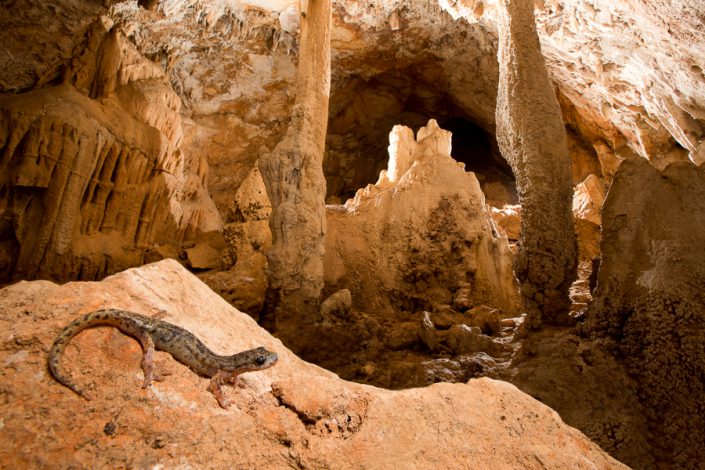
[260, 0, 332, 324]
[494, 0, 577, 326]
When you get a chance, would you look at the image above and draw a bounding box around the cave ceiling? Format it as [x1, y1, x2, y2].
[2, 0, 704, 168]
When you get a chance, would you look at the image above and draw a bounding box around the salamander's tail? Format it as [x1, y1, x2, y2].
[47, 311, 118, 400]
[48, 338, 91, 400]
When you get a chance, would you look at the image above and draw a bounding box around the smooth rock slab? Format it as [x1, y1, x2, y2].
[0, 259, 626, 469]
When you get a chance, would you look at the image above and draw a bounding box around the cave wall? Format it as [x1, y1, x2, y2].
[2, 1, 705, 469]
[443, 0, 705, 169]
[0, 23, 221, 283]
[5, 0, 702, 249]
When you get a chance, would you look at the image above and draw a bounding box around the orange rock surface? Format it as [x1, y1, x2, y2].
[1, 259, 625, 469]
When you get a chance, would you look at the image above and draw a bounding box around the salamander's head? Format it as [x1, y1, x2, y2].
[232, 346, 278, 372]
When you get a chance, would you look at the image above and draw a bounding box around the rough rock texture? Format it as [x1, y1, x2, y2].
[588, 157, 705, 467]
[0, 0, 119, 94]
[319, 288, 352, 320]
[198, 166, 272, 316]
[0, 24, 221, 284]
[2, 3, 705, 468]
[0, 260, 626, 469]
[502, 329, 652, 469]
[443, 0, 705, 170]
[573, 173, 605, 261]
[325, 120, 519, 315]
[275, 121, 520, 389]
[572, 174, 605, 226]
[494, 0, 577, 326]
[259, 0, 332, 322]
[490, 204, 521, 241]
[5, 0, 700, 293]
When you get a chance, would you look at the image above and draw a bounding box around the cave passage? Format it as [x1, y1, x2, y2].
[324, 69, 517, 206]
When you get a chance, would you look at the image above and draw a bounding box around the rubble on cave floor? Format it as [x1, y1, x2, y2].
[298, 302, 527, 391]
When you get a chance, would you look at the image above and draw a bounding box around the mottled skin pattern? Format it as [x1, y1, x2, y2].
[48, 309, 278, 408]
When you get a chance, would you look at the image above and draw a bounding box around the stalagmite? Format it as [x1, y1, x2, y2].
[494, 0, 577, 326]
[260, 0, 332, 325]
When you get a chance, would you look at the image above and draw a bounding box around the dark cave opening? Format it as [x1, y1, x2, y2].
[324, 71, 517, 206]
[440, 116, 518, 206]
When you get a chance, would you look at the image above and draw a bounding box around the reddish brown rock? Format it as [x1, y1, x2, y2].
[0, 260, 625, 469]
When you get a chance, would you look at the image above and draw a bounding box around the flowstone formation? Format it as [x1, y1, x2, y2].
[325, 120, 518, 315]
[295, 120, 521, 390]
[0, 24, 221, 284]
[260, 0, 332, 324]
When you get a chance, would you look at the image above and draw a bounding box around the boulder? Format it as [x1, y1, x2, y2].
[0, 259, 626, 468]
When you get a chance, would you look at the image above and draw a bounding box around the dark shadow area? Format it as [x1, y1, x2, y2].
[324, 69, 517, 206]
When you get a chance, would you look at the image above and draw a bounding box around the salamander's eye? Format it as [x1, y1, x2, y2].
[255, 355, 267, 366]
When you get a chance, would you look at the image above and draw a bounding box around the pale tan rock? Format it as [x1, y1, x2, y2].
[452, 284, 473, 311]
[593, 141, 626, 183]
[419, 310, 506, 356]
[6, 0, 705, 222]
[575, 218, 601, 262]
[419, 311, 445, 353]
[490, 204, 521, 241]
[572, 173, 605, 261]
[185, 243, 221, 270]
[259, 0, 331, 319]
[573, 174, 606, 225]
[198, 260, 270, 317]
[0, 260, 626, 469]
[386, 125, 416, 183]
[416, 353, 498, 385]
[565, 130, 603, 185]
[0, 25, 221, 283]
[199, 166, 272, 315]
[325, 120, 519, 316]
[446, 324, 497, 355]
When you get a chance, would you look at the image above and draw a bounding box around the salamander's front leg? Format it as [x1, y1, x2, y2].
[136, 332, 163, 389]
[208, 371, 231, 409]
[224, 372, 244, 388]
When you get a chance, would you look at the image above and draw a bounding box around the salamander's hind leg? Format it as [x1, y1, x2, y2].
[136, 332, 164, 389]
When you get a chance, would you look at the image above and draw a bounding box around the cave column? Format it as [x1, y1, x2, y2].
[260, 0, 332, 325]
[494, 0, 577, 326]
